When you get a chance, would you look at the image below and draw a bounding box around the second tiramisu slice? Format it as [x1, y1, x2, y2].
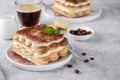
[53, 0, 91, 18]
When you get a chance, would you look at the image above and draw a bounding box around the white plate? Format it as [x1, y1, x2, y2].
[6, 44, 72, 71]
[42, 4, 102, 23]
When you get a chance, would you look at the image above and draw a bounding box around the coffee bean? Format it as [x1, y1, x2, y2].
[77, 32, 81, 35]
[75, 69, 80, 74]
[83, 59, 89, 63]
[87, 31, 92, 34]
[66, 64, 73, 68]
[81, 52, 86, 56]
[78, 29, 81, 31]
[90, 57, 94, 60]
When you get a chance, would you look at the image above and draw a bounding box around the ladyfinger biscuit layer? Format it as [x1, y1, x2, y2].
[13, 45, 68, 65]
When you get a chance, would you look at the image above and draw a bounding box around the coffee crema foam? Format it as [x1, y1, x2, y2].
[17, 4, 42, 13]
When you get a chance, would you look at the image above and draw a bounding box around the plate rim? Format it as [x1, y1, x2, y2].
[6, 43, 73, 71]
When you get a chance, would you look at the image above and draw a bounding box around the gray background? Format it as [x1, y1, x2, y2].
[0, 0, 120, 80]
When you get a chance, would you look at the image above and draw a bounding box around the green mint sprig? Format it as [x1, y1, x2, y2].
[44, 27, 60, 35]
[69, 0, 75, 2]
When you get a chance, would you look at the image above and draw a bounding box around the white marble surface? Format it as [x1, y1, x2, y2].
[0, 0, 120, 80]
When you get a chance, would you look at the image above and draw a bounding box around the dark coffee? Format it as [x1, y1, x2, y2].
[17, 4, 41, 27]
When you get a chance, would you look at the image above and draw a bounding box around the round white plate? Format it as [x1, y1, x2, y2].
[6, 44, 72, 71]
[42, 4, 102, 23]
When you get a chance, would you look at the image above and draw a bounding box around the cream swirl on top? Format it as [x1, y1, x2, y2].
[57, 0, 90, 6]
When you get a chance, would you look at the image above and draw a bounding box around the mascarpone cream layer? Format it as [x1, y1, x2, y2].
[13, 41, 33, 55]
[34, 46, 65, 58]
[55, 4, 90, 13]
[32, 37, 64, 47]
[17, 35, 64, 47]
[13, 41, 65, 58]
[57, 0, 90, 6]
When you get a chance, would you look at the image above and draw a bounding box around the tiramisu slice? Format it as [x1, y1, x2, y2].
[13, 24, 68, 65]
[53, 0, 91, 18]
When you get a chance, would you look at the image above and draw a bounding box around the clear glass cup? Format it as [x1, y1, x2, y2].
[15, 0, 42, 28]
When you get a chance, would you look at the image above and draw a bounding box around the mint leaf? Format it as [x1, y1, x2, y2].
[53, 29, 60, 34]
[44, 27, 60, 35]
[69, 0, 75, 2]
[44, 27, 54, 34]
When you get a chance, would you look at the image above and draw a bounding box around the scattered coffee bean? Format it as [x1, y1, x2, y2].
[66, 64, 73, 68]
[83, 59, 89, 63]
[75, 69, 80, 74]
[81, 52, 86, 56]
[90, 57, 94, 60]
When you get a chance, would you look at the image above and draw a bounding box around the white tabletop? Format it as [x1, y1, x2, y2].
[0, 0, 120, 80]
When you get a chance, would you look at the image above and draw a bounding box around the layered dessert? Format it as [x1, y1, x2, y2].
[13, 24, 68, 65]
[53, 0, 91, 18]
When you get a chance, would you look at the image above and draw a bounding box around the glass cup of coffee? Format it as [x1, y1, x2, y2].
[15, 0, 42, 28]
